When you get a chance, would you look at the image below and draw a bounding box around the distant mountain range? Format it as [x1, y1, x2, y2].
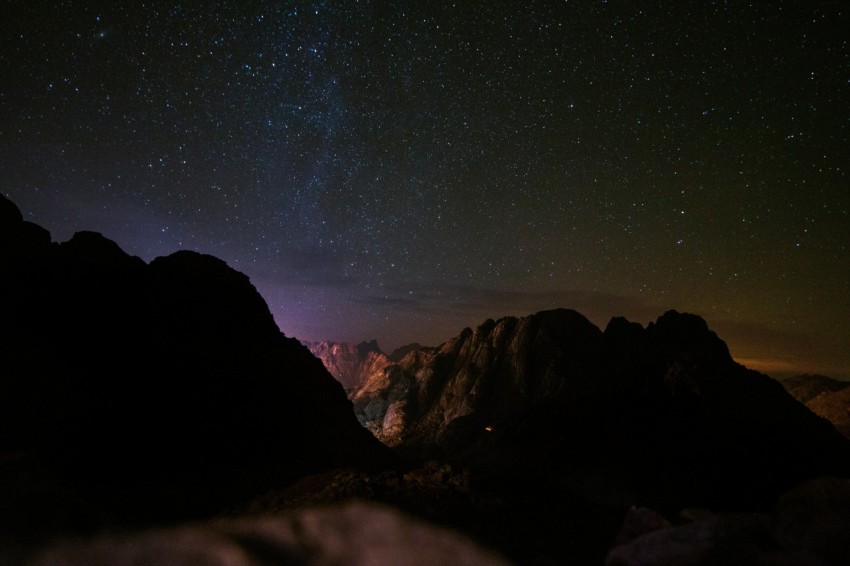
[310, 310, 850, 511]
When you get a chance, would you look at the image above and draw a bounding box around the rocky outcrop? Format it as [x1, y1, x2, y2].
[389, 343, 425, 363]
[23, 502, 509, 566]
[0, 194, 394, 543]
[351, 308, 850, 510]
[304, 341, 428, 445]
[305, 340, 426, 393]
[304, 340, 394, 392]
[606, 476, 850, 566]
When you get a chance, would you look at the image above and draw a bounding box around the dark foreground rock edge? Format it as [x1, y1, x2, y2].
[0, 194, 396, 548]
[23, 502, 512, 566]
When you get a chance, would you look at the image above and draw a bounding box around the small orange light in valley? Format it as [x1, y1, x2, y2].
[484, 426, 494, 432]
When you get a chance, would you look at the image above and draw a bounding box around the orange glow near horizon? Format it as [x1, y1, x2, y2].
[735, 357, 803, 376]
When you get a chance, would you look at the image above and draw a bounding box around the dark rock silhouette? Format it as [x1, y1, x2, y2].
[0, 195, 51, 258]
[0, 194, 393, 545]
[388, 342, 425, 363]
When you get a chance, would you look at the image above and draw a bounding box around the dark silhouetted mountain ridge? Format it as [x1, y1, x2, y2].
[0, 194, 394, 542]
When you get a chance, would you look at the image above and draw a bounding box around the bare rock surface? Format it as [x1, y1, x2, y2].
[28, 502, 510, 566]
[304, 340, 394, 392]
[606, 477, 850, 566]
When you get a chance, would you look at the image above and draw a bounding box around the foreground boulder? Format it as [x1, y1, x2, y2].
[23, 502, 509, 566]
[606, 477, 850, 566]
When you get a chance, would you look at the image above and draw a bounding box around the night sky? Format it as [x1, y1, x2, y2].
[2, 1, 848, 378]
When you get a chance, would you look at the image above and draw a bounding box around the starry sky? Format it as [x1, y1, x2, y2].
[2, 1, 848, 378]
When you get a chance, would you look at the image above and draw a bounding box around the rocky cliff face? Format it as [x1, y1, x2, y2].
[0, 194, 393, 542]
[304, 340, 394, 392]
[350, 308, 850, 510]
[24, 502, 510, 566]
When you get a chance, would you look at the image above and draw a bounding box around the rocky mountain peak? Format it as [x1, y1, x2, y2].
[0, 194, 394, 539]
[388, 342, 425, 363]
[647, 309, 733, 365]
[0, 193, 23, 222]
[0, 195, 51, 257]
[356, 339, 383, 356]
[343, 307, 850, 510]
[306, 340, 393, 392]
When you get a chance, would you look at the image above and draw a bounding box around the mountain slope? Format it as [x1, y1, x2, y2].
[781, 374, 850, 438]
[304, 340, 393, 392]
[0, 194, 393, 540]
[782, 374, 850, 404]
[805, 388, 850, 439]
[349, 309, 850, 510]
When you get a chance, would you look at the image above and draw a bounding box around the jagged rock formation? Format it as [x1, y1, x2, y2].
[304, 340, 393, 392]
[305, 340, 425, 393]
[388, 343, 425, 363]
[351, 309, 850, 511]
[0, 194, 393, 544]
[304, 341, 427, 445]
